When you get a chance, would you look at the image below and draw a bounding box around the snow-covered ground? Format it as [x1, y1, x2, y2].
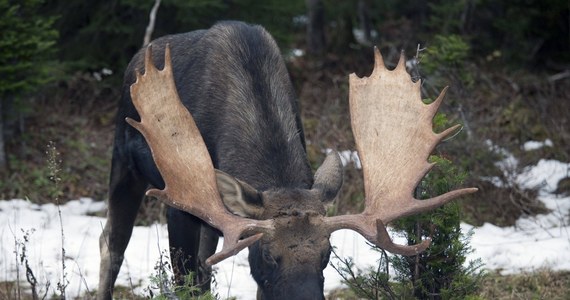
[1, 143, 569, 299]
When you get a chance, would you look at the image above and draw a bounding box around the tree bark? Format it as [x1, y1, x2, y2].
[357, 0, 372, 44]
[305, 0, 326, 55]
[0, 100, 7, 174]
[331, 11, 356, 54]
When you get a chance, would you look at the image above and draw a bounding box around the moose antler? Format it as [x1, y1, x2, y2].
[126, 45, 274, 265]
[325, 48, 477, 255]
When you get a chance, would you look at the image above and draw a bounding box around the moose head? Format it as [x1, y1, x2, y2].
[126, 44, 477, 299]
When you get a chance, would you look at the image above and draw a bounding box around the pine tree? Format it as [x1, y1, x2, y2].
[0, 0, 58, 172]
[390, 153, 484, 299]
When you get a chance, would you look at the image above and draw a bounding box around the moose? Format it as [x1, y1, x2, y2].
[98, 21, 476, 300]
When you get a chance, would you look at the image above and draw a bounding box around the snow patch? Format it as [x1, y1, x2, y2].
[523, 139, 553, 151]
[326, 149, 361, 169]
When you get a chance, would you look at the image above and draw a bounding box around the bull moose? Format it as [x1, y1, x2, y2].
[98, 21, 476, 300]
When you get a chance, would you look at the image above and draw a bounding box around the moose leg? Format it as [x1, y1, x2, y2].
[197, 224, 219, 290]
[98, 159, 147, 300]
[167, 208, 219, 292]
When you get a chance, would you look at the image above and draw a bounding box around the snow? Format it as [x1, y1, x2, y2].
[1, 158, 569, 299]
[326, 149, 361, 169]
[469, 158, 570, 274]
[517, 159, 569, 193]
[523, 139, 553, 151]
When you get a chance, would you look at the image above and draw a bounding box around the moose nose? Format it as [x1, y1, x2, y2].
[277, 271, 324, 300]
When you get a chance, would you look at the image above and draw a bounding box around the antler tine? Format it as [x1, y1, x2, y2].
[395, 50, 406, 71]
[373, 47, 385, 72]
[376, 219, 431, 255]
[127, 44, 273, 265]
[325, 48, 477, 255]
[427, 88, 464, 142]
[428, 86, 449, 116]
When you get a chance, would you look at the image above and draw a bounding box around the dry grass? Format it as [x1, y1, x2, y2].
[459, 180, 549, 227]
[4, 270, 569, 300]
[326, 270, 570, 300]
[479, 269, 570, 300]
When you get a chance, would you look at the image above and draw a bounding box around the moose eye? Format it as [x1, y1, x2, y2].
[262, 250, 278, 268]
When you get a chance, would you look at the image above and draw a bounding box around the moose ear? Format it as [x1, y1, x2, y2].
[215, 170, 264, 218]
[312, 152, 343, 203]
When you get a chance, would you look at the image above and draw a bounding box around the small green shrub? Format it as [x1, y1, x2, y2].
[390, 155, 484, 299]
[421, 34, 473, 90]
[330, 247, 396, 299]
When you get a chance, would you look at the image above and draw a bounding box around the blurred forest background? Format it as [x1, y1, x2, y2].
[1, 0, 569, 226]
[1, 0, 569, 298]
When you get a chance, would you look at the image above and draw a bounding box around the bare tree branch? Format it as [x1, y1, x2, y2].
[143, 0, 161, 47]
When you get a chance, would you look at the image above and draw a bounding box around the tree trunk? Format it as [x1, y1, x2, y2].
[331, 11, 356, 54]
[357, 0, 372, 44]
[0, 100, 7, 174]
[305, 0, 326, 55]
[412, 220, 423, 299]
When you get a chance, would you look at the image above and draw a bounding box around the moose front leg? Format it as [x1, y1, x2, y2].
[197, 224, 219, 289]
[166, 208, 219, 292]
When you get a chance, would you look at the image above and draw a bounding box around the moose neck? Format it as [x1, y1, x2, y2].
[212, 102, 313, 191]
[188, 23, 313, 192]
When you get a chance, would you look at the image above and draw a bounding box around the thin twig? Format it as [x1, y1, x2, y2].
[548, 70, 570, 82]
[227, 256, 236, 299]
[48, 141, 68, 298]
[9, 224, 22, 300]
[143, 0, 162, 47]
